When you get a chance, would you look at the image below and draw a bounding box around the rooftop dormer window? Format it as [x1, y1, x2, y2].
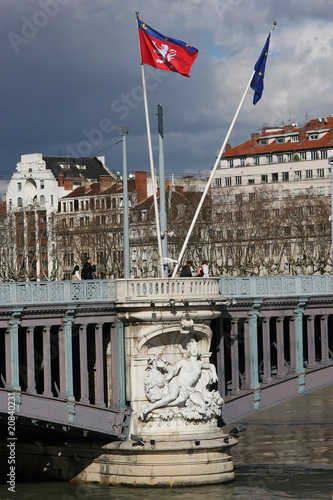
[259, 138, 268, 146]
[309, 133, 319, 141]
[276, 137, 285, 144]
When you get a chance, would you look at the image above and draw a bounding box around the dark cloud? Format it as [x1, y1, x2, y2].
[1, 0, 333, 195]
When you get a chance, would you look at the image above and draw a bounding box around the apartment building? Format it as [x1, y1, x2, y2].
[211, 117, 333, 276]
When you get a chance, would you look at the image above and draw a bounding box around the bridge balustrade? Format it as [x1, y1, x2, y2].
[0, 276, 332, 431]
[0, 280, 128, 438]
[217, 276, 333, 422]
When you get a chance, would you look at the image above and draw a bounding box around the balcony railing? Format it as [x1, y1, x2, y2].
[1, 275, 333, 307]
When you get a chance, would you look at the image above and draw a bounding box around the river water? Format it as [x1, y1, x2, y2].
[1, 385, 332, 500]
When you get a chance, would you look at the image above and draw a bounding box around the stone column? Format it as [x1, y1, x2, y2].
[230, 318, 241, 394]
[79, 325, 89, 404]
[115, 316, 126, 410]
[58, 326, 66, 399]
[320, 315, 330, 365]
[244, 301, 261, 390]
[216, 318, 226, 398]
[26, 327, 37, 394]
[290, 300, 306, 375]
[276, 316, 287, 379]
[95, 323, 106, 408]
[62, 308, 76, 402]
[306, 315, 317, 368]
[262, 317, 272, 383]
[6, 308, 23, 392]
[42, 326, 53, 397]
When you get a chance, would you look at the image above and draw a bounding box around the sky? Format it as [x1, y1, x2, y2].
[1, 0, 333, 195]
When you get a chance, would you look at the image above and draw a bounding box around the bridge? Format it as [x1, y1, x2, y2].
[0, 275, 332, 483]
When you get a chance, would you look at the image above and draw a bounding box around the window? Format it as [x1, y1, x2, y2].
[317, 187, 325, 196]
[247, 176, 255, 184]
[40, 195, 45, 205]
[235, 193, 242, 203]
[273, 208, 280, 217]
[300, 152, 307, 160]
[235, 176, 242, 185]
[272, 191, 279, 199]
[291, 134, 299, 142]
[249, 192, 255, 202]
[228, 159, 234, 167]
[282, 190, 290, 198]
[261, 174, 268, 183]
[50, 195, 53, 206]
[17, 197, 22, 207]
[294, 170, 302, 180]
[259, 138, 268, 145]
[282, 172, 289, 181]
[69, 218, 74, 228]
[266, 155, 273, 164]
[284, 226, 291, 236]
[277, 154, 283, 163]
[225, 177, 232, 186]
[215, 178, 222, 187]
[306, 169, 313, 179]
[240, 158, 245, 166]
[17, 182, 22, 191]
[287, 153, 293, 162]
[321, 150, 328, 159]
[216, 212, 222, 222]
[272, 172, 279, 182]
[311, 151, 319, 160]
[276, 137, 285, 144]
[254, 157, 260, 165]
[40, 180, 44, 189]
[309, 133, 319, 140]
[317, 168, 324, 178]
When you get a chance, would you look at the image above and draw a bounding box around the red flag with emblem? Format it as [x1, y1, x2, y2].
[138, 18, 198, 77]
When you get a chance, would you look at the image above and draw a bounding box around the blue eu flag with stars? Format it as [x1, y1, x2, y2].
[250, 33, 271, 105]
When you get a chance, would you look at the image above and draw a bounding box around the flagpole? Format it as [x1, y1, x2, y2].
[136, 11, 164, 278]
[172, 22, 277, 278]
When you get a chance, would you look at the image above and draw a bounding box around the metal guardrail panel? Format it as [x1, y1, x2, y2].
[219, 275, 333, 298]
[0, 279, 117, 306]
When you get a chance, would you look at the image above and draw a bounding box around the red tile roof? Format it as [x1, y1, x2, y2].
[222, 117, 333, 158]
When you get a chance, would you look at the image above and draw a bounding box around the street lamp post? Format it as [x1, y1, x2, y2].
[113, 125, 130, 278]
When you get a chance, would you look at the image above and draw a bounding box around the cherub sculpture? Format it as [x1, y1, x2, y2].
[139, 339, 224, 420]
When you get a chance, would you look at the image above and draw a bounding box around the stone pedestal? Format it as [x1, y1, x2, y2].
[76, 430, 237, 486]
[92, 299, 239, 487]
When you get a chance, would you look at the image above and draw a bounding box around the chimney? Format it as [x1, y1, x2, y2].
[58, 173, 64, 187]
[251, 133, 259, 148]
[299, 127, 306, 143]
[135, 171, 147, 204]
[225, 143, 231, 152]
[63, 179, 73, 191]
[100, 175, 114, 191]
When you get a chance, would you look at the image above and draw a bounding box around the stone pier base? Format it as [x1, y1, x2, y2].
[74, 430, 237, 487]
